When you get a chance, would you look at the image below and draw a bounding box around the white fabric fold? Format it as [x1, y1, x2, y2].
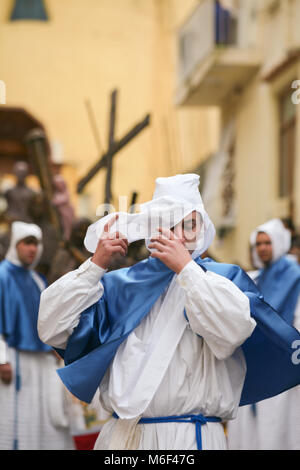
[0, 335, 9, 364]
[106, 416, 142, 450]
[47, 356, 69, 429]
[177, 261, 255, 360]
[109, 275, 187, 419]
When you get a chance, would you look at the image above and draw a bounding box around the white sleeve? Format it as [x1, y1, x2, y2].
[176, 260, 256, 360]
[38, 258, 106, 350]
[0, 335, 10, 364]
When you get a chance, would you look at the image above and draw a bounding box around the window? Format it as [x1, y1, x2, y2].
[278, 88, 296, 219]
[215, 0, 237, 45]
[221, 142, 235, 220]
[10, 0, 48, 21]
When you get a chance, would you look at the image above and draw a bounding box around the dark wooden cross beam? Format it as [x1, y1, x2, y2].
[77, 89, 151, 204]
[105, 89, 117, 204]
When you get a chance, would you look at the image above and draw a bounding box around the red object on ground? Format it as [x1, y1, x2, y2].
[73, 432, 99, 450]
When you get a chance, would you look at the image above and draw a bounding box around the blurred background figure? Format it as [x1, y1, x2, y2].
[65, 389, 112, 451]
[52, 174, 75, 241]
[227, 218, 300, 450]
[289, 236, 300, 265]
[27, 191, 60, 279]
[0, 212, 11, 262]
[107, 239, 149, 271]
[47, 217, 92, 284]
[3, 161, 36, 224]
[0, 221, 75, 450]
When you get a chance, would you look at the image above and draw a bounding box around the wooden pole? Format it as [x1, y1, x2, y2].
[105, 89, 117, 205]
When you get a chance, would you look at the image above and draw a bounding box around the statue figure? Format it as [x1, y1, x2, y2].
[52, 174, 75, 241]
[4, 161, 36, 223]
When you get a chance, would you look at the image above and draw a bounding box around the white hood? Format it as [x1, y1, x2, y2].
[84, 174, 216, 260]
[5, 221, 43, 269]
[250, 218, 291, 269]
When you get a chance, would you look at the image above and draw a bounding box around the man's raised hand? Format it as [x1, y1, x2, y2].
[91, 214, 129, 270]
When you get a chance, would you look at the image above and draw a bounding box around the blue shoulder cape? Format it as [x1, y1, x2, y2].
[255, 256, 300, 325]
[55, 256, 300, 406]
[0, 259, 51, 352]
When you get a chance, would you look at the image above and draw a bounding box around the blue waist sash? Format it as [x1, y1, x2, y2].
[112, 412, 221, 450]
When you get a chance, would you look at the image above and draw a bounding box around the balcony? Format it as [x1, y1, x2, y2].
[175, 0, 261, 107]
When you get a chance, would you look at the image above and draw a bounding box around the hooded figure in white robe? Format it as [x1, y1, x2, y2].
[0, 221, 75, 450]
[38, 174, 260, 450]
[227, 218, 300, 450]
[38, 176, 300, 450]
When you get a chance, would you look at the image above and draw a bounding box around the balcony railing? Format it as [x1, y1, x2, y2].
[178, 0, 239, 81]
[215, 0, 237, 46]
[176, 0, 260, 106]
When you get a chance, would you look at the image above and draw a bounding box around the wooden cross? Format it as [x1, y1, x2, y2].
[77, 89, 151, 205]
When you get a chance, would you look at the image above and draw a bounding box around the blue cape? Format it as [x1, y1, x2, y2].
[55, 256, 300, 405]
[0, 259, 51, 352]
[255, 256, 300, 325]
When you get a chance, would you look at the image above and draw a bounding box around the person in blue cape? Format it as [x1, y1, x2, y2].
[227, 218, 300, 450]
[38, 174, 300, 451]
[0, 221, 75, 450]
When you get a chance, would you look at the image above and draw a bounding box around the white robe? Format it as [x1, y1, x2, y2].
[0, 348, 75, 450]
[0, 269, 75, 450]
[38, 258, 256, 450]
[226, 298, 300, 450]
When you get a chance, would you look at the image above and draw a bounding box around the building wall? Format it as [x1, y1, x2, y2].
[204, 0, 300, 268]
[0, 0, 219, 219]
